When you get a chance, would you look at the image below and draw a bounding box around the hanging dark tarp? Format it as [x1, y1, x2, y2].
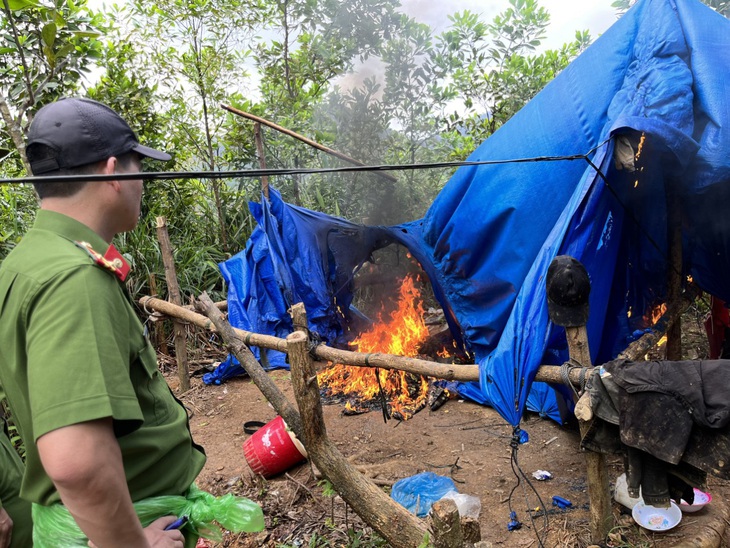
[207, 0, 730, 428]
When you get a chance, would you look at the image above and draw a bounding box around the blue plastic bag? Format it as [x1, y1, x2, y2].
[390, 472, 457, 517]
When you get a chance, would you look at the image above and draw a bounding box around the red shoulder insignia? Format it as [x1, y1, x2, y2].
[74, 241, 130, 282]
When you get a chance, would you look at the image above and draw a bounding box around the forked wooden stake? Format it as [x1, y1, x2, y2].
[156, 216, 190, 391]
[565, 326, 612, 543]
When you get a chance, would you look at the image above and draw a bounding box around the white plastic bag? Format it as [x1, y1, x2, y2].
[437, 490, 482, 519]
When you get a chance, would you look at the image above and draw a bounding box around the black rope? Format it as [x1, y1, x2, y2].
[374, 367, 391, 423]
[583, 149, 691, 289]
[559, 359, 589, 399]
[508, 427, 548, 548]
[0, 154, 588, 185]
[307, 330, 322, 357]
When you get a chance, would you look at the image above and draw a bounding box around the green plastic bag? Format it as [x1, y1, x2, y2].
[32, 485, 265, 547]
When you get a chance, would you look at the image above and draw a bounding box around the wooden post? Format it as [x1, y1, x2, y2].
[546, 255, 611, 543]
[431, 499, 464, 548]
[286, 306, 430, 548]
[565, 326, 612, 542]
[665, 180, 683, 360]
[254, 122, 269, 200]
[148, 273, 168, 354]
[156, 216, 190, 392]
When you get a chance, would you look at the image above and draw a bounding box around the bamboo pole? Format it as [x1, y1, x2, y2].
[287, 304, 430, 548]
[221, 104, 398, 184]
[156, 216, 190, 391]
[254, 122, 270, 200]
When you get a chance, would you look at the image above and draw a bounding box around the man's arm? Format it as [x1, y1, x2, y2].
[0, 507, 13, 548]
[37, 418, 184, 548]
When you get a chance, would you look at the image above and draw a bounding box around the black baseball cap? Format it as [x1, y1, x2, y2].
[27, 97, 171, 175]
[546, 255, 591, 327]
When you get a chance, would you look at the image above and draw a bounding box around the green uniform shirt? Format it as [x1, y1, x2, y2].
[0, 210, 206, 505]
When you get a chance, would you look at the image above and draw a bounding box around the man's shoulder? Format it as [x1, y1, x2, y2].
[1, 229, 106, 283]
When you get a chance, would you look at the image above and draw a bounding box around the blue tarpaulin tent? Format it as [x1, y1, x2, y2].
[206, 0, 730, 427]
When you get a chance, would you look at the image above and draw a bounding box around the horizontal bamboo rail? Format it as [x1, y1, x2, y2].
[141, 286, 696, 387]
[140, 296, 609, 386]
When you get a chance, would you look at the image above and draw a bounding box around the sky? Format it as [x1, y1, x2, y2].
[84, 0, 620, 96]
[332, 0, 619, 95]
[400, 0, 618, 50]
[87, 0, 619, 50]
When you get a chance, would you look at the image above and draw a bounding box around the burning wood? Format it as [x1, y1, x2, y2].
[318, 274, 449, 420]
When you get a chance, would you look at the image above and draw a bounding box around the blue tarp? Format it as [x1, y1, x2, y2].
[207, 0, 730, 427]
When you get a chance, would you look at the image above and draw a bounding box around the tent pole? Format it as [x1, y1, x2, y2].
[221, 104, 398, 184]
[665, 180, 683, 360]
[254, 122, 270, 200]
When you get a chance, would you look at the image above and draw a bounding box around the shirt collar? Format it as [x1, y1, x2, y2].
[32, 210, 109, 253]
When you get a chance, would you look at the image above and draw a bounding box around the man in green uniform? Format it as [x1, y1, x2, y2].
[0, 98, 207, 547]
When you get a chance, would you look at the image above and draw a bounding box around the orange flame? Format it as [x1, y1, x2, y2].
[648, 303, 667, 325]
[635, 133, 646, 162]
[318, 274, 431, 419]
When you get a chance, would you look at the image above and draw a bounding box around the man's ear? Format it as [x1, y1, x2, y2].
[103, 157, 121, 191]
[103, 157, 117, 174]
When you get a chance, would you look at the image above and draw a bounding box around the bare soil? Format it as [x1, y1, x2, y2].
[160, 306, 730, 548]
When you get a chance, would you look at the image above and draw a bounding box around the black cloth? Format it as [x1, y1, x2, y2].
[581, 359, 730, 506]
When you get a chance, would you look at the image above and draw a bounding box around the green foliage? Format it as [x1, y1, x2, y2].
[255, 0, 399, 115]
[0, 184, 35, 260]
[318, 478, 336, 497]
[0, 0, 105, 105]
[125, 0, 263, 252]
[0, 0, 106, 172]
[0, 0, 606, 300]
[430, 0, 589, 149]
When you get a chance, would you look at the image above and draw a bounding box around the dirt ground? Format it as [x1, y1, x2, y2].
[159, 306, 730, 548]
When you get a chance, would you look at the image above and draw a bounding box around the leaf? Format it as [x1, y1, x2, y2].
[72, 31, 102, 39]
[41, 22, 57, 49]
[6, 0, 40, 9]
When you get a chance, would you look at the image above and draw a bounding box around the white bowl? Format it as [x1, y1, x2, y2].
[632, 500, 682, 532]
[679, 488, 712, 513]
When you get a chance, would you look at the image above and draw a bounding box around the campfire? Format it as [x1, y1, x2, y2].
[317, 274, 439, 420]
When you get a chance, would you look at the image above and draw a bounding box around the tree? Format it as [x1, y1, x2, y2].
[431, 1, 590, 152]
[0, 0, 106, 259]
[0, 0, 106, 172]
[126, 0, 264, 252]
[252, 0, 399, 207]
[316, 0, 591, 225]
